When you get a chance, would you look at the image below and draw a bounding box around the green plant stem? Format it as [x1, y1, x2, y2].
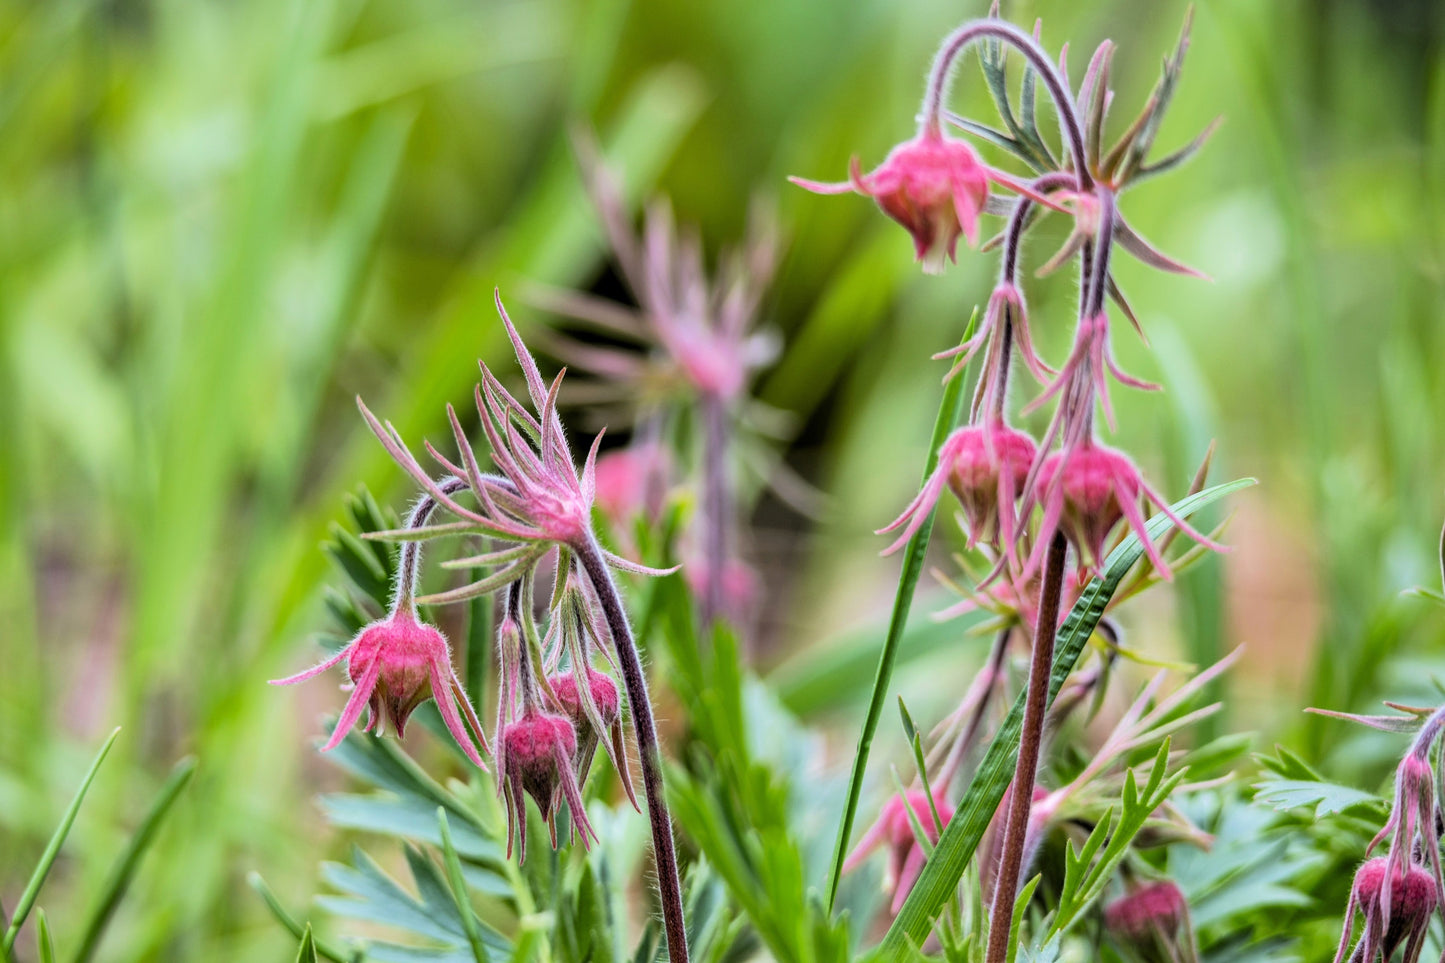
[984, 532, 1066, 963]
[573, 534, 689, 963]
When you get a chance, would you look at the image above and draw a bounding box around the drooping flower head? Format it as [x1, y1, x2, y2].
[499, 709, 596, 862]
[1029, 440, 1222, 581]
[878, 419, 1037, 558]
[1105, 880, 1197, 963]
[843, 789, 955, 914]
[1335, 858, 1437, 963]
[271, 607, 488, 768]
[791, 129, 1064, 275]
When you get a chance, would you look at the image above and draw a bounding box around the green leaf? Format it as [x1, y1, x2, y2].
[1252, 778, 1384, 818]
[35, 909, 55, 963]
[823, 310, 976, 913]
[880, 477, 1254, 950]
[70, 755, 197, 963]
[295, 926, 319, 963]
[1006, 875, 1041, 963]
[2, 728, 121, 956]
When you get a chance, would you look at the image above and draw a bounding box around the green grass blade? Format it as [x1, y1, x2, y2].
[35, 909, 55, 963]
[2, 727, 121, 955]
[438, 808, 491, 963]
[295, 925, 319, 963]
[69, 756, 197, 963]
[880, 478, 1255, 951]
[247, 873, 356, 963]
[822, 311, 977, 913]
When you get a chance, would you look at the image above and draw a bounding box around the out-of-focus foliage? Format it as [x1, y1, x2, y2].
[1, 0, 1443, 959]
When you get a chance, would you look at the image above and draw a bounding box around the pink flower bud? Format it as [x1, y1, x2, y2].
[500, 710, 596, 861]
[551, 668, 621, 732]
[1339, 858, 1437, 963]
[1104, 880, 1189, 942]
[271, 610, 488, 768]
[792, 130, 990, 274]
[592, 443, 670, 529]
[944, 423, 1036, 549]
[1031, 441, 1223, 580]
[878, 420, 1036, 558]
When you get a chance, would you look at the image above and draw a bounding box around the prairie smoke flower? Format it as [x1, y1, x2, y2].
[357, 292, 672, 606]
[1105, 880, 1197, 963]
[933, 283, 1053, 387]
[549, 666, 636, 807]
[271, 608, 488, 768]
[1336, 858, 1437, 963]
[878, 420, 1037, 558]
[844, 789, 954, 914]
[1029, 440, 1222, 580]
[499, 709, 596, 861]
[791, 129, 1064, 275]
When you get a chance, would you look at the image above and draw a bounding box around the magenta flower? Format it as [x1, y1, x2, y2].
[791, 128, 1066, 274]
[1336, 858, 1437, 963]
[1104, 880, 1196, 962]
[933, 283, 1053, 387]
[878, 419, 1037, 558]
[1024, 310, 1159, 432]
[1029, 441, 1222, 579]
[843, 789, 955, 914]
[271, 609, 488, 768]
[499, 709, 596, 861]
[549, 666, 636, 808]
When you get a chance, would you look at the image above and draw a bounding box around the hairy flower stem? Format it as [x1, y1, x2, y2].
[984, 532, 1067, 963]
[574, 535, 689, 963]
[921, 20, 1091, 189]
[394, 476, 469, 617]
[700, 394, 731, 628]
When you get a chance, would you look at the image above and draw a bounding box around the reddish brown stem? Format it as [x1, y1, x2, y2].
[573, 535, 689, 963]
[984, 532, 1067, 963]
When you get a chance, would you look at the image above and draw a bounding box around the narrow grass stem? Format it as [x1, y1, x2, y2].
[984, 532, 1067, 963]
[573, 535, 689, 963]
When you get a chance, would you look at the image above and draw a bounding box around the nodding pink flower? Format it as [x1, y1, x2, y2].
[843, 789, 955, 914]
[592, 442, 671, 529]
[683, 555, 761, 622]
[1105, 880, 1196, 962]
[271, 610, 488, 768]
[1335, 858, 1438, 963]
[549, 667, 637, 809]
[1029, 440, 1223, 580]
[791, 129, 1064, 274]
[499, 710, 596, 862]
[878, 420, 1037, 558]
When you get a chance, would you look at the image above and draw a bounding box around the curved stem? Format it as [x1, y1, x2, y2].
[921, 20, 1091, 190]
[984, 532, 1067, 963]
[574, 535, 689, 963]
[392, 476, 470, 618]
[1085, 189, 1117, 317]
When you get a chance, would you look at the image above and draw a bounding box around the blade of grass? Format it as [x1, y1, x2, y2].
[247, 873, 357, 963]
[822, 310, 977, 913]
[2, 727, 121, 955]
[35, 909, 55, 963]
[880, 478, 1254, 951]
[295, 925, 319, 963]
[438, 808, 491, 963]
[69, 756, 197, 963]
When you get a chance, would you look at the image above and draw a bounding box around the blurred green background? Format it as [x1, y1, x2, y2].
[1, 0, 1443, 958]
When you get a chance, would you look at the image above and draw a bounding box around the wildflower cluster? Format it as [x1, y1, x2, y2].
[273, 293, 691, 962]
[793, 8, 1227, 960]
